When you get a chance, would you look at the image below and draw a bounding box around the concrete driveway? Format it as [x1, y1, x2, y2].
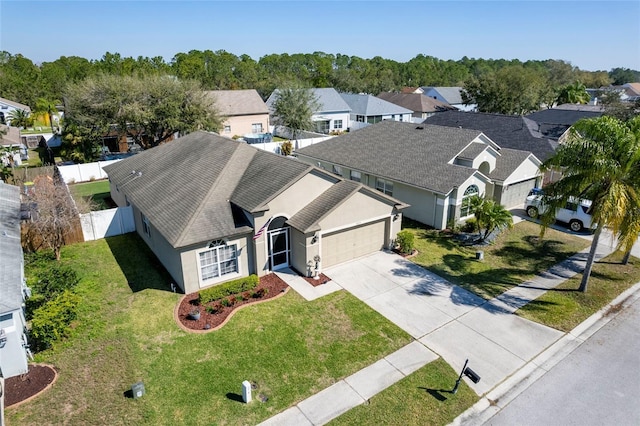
[325, 251, 564, 395]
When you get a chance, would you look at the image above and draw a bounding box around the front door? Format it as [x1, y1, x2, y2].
[268, 228, 290, 270]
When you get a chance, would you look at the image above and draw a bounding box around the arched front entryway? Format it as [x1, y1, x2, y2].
[267, 216, 290, 271]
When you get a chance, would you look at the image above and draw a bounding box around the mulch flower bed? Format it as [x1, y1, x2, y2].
[392, 248, 418, 259]
[177, 273, 289, 331]
[300, 273, 331, 287]
[4, 364, 57, 407]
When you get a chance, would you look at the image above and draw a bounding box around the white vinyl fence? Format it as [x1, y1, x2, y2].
[80, 206, 135, 241]
[58, 160, 122, 184]
[249, 136, 334, 154]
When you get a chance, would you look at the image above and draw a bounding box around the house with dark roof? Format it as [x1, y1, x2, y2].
[424, 110, 558, 162]
[376, 92, 455, 121]
[525, 105, 603, 142]
[104, 132, 405, 294]
[266, 88, 351, 135]
[339, 93, 413, 131]
[421, 87, 477, 112]
[0, 181, 31, 379]
[296, 121, 541, 229]
[0, 96, 31, 126]
[205, 89, 270, 138]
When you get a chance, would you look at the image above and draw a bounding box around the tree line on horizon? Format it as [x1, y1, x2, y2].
[1, 49, 638, 109]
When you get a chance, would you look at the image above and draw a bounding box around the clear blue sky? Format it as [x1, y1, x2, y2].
[1, 1, 638, 72]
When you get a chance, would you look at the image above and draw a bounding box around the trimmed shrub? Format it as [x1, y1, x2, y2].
[29, 290, 81, 351]
[33, 265, 80, 299]
[198, 275, 259, 304]
[395, 230, 415, 254]
[462, 218, 478, 233]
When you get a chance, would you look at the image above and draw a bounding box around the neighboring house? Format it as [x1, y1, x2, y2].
[525, 105, 603, 143]
[1, 125, 28, 165]
[424, 110, 558, 162]
[339, 93, 413, 131]
[205, 89, 270, 138]
[266, 88, 351, 135]
[103, 131, 406, 294]
[622, 82, 640, 102]
[0, 97, 31, 126]
[0, 181, 31, 379]
[296, 121, 541, 229]
[421, 86, 477, 112]
[376, 92, 454, 121]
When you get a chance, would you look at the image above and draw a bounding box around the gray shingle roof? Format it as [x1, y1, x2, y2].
[339, 93, 413, 116]
[104, 132, 313, 248]
[457, 142, 488, 161]
[376, 92, 454, 114]
[0, 182, 24, 313]
[525, 107, 603, 140]
[0, 125, 22, 146]
[424, 110, 558, 161]
[421, 87, 465, 105]
[296, 121, 486, 195]
[205, 90, 269, 116]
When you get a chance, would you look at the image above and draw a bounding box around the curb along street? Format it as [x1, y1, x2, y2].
[450, 281, 640, 426]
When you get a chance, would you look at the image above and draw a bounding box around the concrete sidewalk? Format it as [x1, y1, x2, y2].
[262, 227, 620, 424]
[257, 342, 438, 426]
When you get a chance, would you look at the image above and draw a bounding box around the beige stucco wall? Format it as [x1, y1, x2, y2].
[180, 234, 252, 294]
[129, 204, 186, 292]
[502, 157, 541, 186]
[220, 113, 270, 138]
[108, 180, 128, 207]
[253, 171, 337, 276]
[452, 173, 491, 221]
[470, 147, 498, 172]
[318, 190, 394, 232]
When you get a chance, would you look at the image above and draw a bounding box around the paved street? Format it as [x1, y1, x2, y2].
[484, 295, 640, 426]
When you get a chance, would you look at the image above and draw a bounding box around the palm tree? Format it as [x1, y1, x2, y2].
[556, 81, 591, 105]
[7, 108, 33, 129]
[475, 198, 514, 241]
[539, 115, 640, 292]
[35, 98, 61, 133]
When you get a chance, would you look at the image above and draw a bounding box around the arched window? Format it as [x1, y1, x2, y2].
[460, 185, 479, 217]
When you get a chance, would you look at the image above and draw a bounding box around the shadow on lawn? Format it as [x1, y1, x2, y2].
[418, 387, 451, 401]
[106, 233, 175, 293]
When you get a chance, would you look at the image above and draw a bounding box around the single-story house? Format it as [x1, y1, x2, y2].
[420, 86, 477, 112]
[296, 121, 541, 229]
[205, 89, 270, 138]
[0, 96, 31, 126]
[103, 131, 406, 294]
[266, 88, 351, 135]
[0, 181, 30, 379]
[1, 125, 28, 165]
[339, 93, 413, 131]
[376, 92, 455, 121]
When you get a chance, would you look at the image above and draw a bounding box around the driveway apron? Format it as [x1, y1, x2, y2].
[325, 251, 564, 395]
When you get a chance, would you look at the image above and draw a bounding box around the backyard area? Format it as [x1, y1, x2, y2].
[68, 179, 113, 210]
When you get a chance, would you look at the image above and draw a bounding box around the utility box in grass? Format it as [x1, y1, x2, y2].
[132, 381, 145, 399]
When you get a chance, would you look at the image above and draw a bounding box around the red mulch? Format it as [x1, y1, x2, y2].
[177, 273, 289, 331]
[300, 273, 331, 287]
[4, 364, 57, 407]
[392, 248, 418, 259]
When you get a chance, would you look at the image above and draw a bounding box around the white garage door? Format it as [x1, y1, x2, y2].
[321, 220, 387, 268]
[500, 178, 537, 208]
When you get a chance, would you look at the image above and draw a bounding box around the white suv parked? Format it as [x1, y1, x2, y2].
[525, 193, 593, 232]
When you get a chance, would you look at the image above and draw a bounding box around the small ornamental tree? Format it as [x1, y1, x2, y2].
[395, 230, 415, 254]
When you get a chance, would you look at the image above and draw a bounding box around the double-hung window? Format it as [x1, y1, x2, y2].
[332, 165, 343, 176]
[199, 240, 238, 281]
[350, 170, 362, 182]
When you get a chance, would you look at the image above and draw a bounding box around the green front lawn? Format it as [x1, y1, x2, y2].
[8, 234, 412, 425]
[404, 219, 591, 300]
[330, 359, 478, 426]
[516, 252, 640, 331]
[69, 180, 112, 210]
